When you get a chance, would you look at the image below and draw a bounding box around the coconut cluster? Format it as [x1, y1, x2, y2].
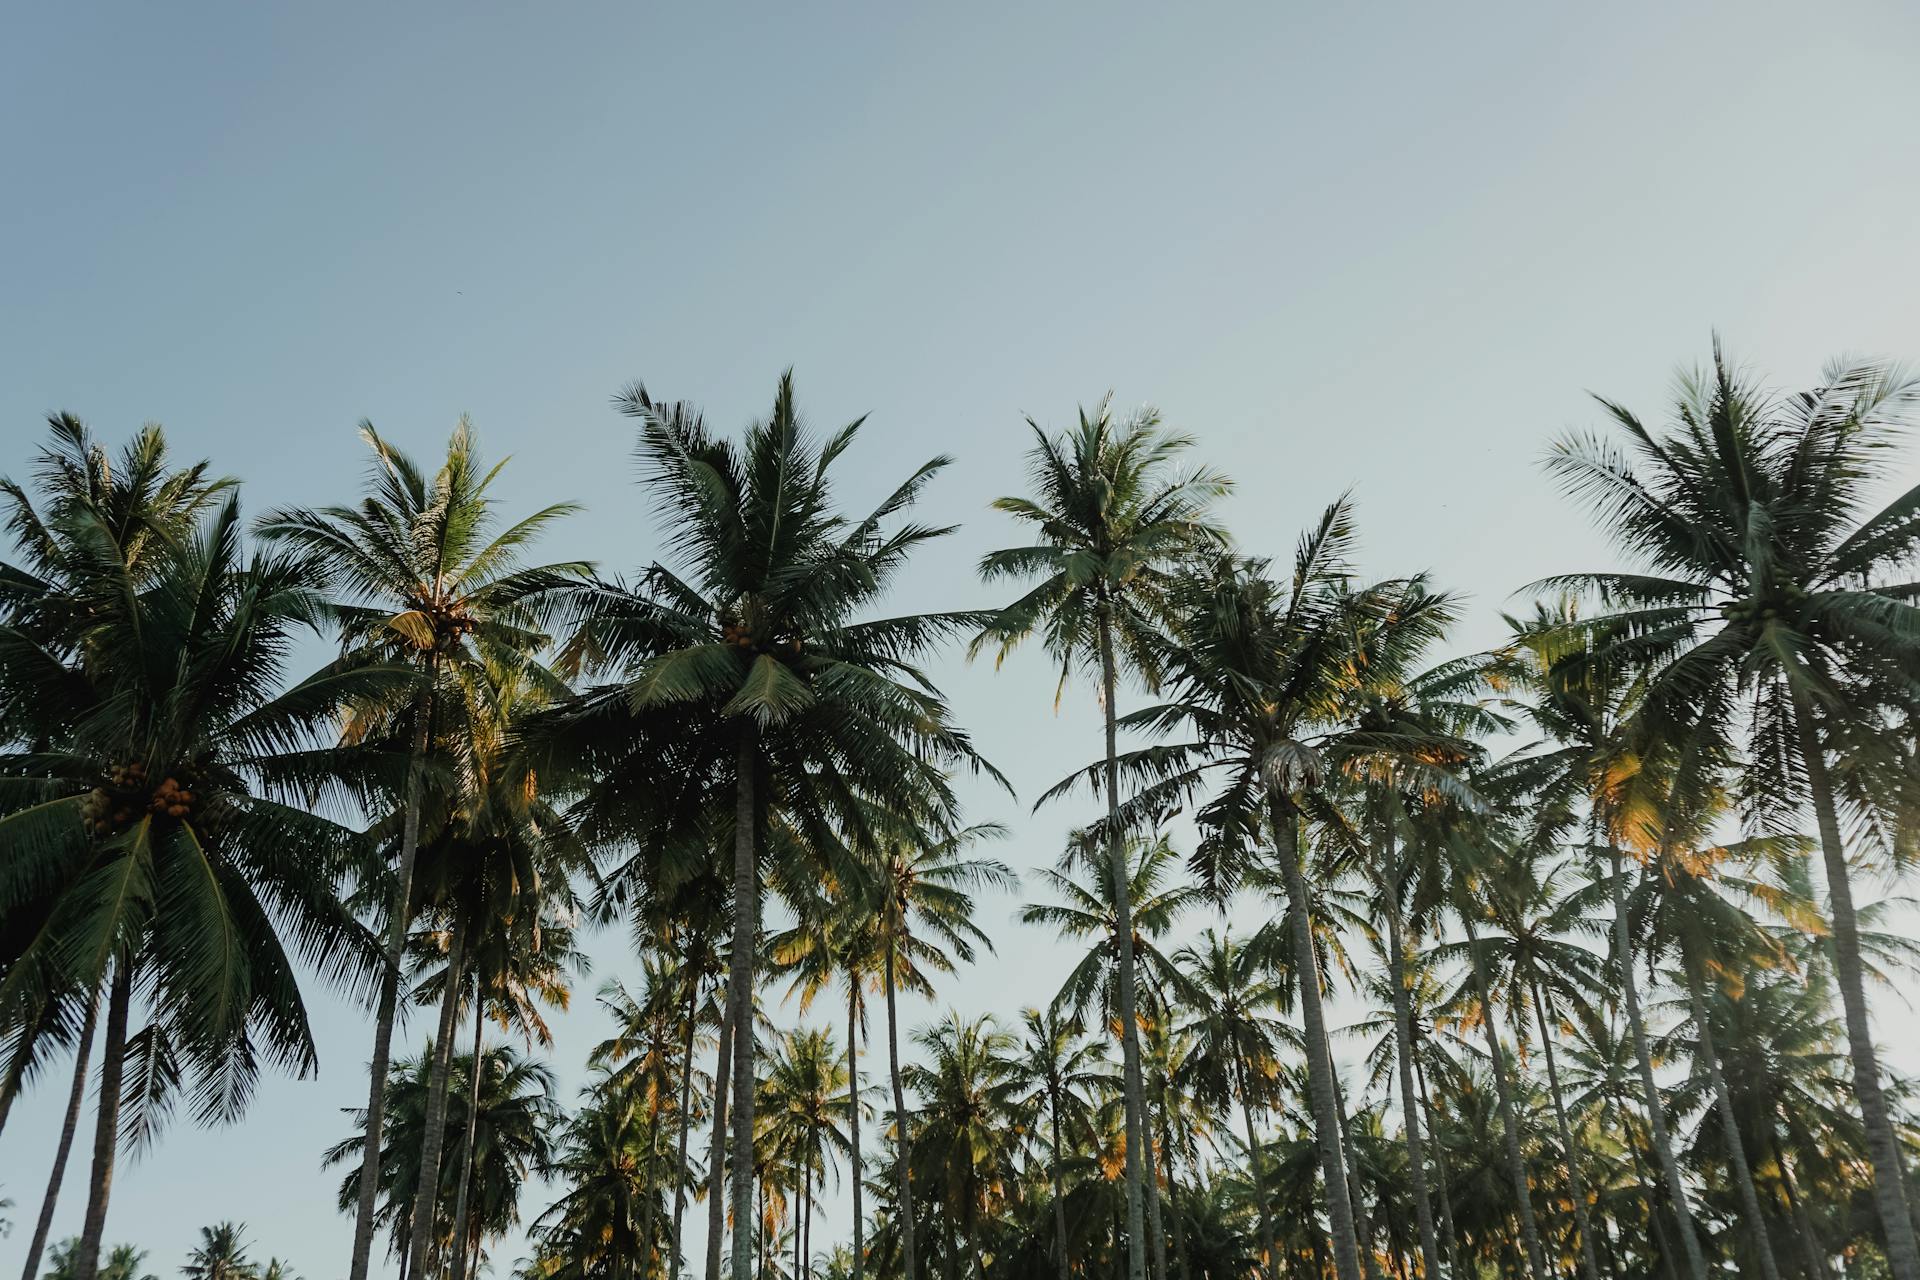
[78, 761, 199, 836]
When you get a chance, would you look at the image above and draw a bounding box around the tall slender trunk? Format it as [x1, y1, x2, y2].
[884, 937, 919, 1280]
[69, 960, 131, 1280]
[1143, 1089, 1169, 1280]
[728, 728, 760, 1280]
[1328, 1068, 1384, 1280]
[1049, 1081, 1071, 1280]
[1793, 699, 1920, 1280]
[1158, 1091, 1191, 1280]
[1268, 798, 1362, 1280]
[352, 670, 437, 1280]
[796, 1165, 808, 1280]
[1458, 913, 1547, 1280]
[1607, 845, 1709, 1280]
[1529, 983, 1601, 1280]
[849, 983, 865, 1280]
[406, 913, 470, 1277]
[1412, 1052, 1464, 1278]
[705, 988, 734, 1280]
[640, 1082, 665, 1280]
[1096, 606, 1150, 1280]
[22, 988, 101, 1280]
[1236, 1059, 1280, 1280]
[1377, 826, 1445, 1280]
[670, 976, 701, 1280]
[1681, 960, 1782, 1280]
[448, 997, 487, 1280]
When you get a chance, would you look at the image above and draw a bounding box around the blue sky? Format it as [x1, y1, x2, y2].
[6, 3, 1920, 1276]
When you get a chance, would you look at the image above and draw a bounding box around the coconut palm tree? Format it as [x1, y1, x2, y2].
[1171, 928, 1297, 1280]
[1, 417, 230, 1280]
[0, 497, 396, 1280]
[974, 397, 1230, 1280]
[327, 1043, 559, 1278]
[1437, 835, 1607, 1280]
[528, 1072, 671, 1280]
[559, 374, 995, 1280]
[760, 1028, 854, 1280]
[862, 809, 1014, 1280]
[1006, 1006, 1113, 1280]
[905, 1013, 1021, 1280]
[180, 1223, 256, 1280]
[1055, 512, 1464, 1280]
[1543, 343, 1920, 1279]
[1502, 607, 1713, 1280]
[257, 419, 584, 1280]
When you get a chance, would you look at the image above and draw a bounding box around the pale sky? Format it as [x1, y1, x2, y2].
[6, 3, 1920, 1277]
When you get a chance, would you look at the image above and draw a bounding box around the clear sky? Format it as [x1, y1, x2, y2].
[6, 3, 1920, 1277]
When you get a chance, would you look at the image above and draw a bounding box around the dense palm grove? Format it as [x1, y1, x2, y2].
[5, 346, 1920, 1280]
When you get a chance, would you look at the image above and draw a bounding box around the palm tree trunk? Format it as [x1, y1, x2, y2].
[1328, 1068, 1384, 1280]
[671, 977, 701, 1280]
[1096, 606, 1151, 1280]
[447, 999, 487, 1280]
[1458, 913, 1547, 1280]
[22, 988, 100, 1280]
[795, 1166, 807, 1280]
[705, 998, 734, 1280]
[1793, 700, 1920, 1280]
[69, 959, 131, 1280]
[884, 937, 919, 1280]
[1607, 845, 1709, 1280]
[1049, 1082, 1071, 1280]
[1143, 1094, 1169, 1280]
[729, 727, 760, 1280]
[1528, 983, 1602, 1280]
[352, 671, 437, 1280]
[405, 914, 470, 1277]
[1267, 798, 1363, 1280]
[1236, 1059, 1280, 1280]
[1412, 1051, 1464, 1277]
[1680, 960, 1782, 1280]
[1157, 1094, 1191, 1280]
[848, 983, 865, 1280]
[640, 1087, 665, 1280]
[1376, 825, 1445, 1280]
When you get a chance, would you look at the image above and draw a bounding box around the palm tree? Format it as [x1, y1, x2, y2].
[1065, 512, 1463, 1280]
[760, 1028, 855, 1280]
[1634, 812, 1811, 1280]
[0, 498, 395, 1280]
[865, 810, 1014, 1280]
[1544, 343, 1920, 1279]
[771, 866, 886, 1280]
[1503, 607, 1713, 1280]
[974, 397, 1230, 1280]
[40, 1240, 158, 1280]
[326, 1042, 560, 1278]
[257, 418, 583, 1280]
[562, 374, 995, 1280]
[905, 1013, 1021, 1280]
[1, 417, 229, 1280]
[1439, 833, 1606, 1280]
[181, 1223, 256, 1280]
[1006, 1006, 1112, 1280]
[1172, 928, 1297, 1280]
[529, 1072, 671, 1280]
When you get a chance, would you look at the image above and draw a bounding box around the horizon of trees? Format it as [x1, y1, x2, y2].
[5, 344, 1920, 1280]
